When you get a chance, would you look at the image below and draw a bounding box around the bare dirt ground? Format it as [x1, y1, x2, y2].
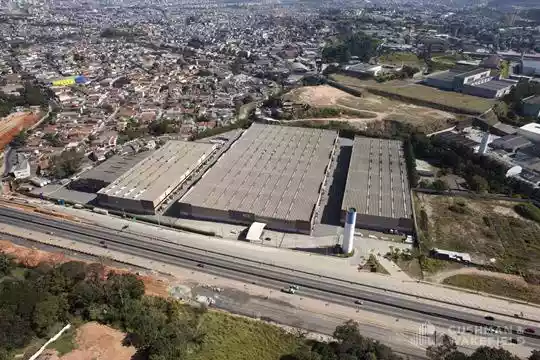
[0, 240, 67, 267]
[414, 193, 540, 273]
[60, 323, 136, 360]
[285, 85, 457, 132]
[425, 266, 529, 285]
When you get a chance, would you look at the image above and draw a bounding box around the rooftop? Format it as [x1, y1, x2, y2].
[179, 123, 338, 222]
[77, 151, 152, 184]
[341, 137, 411, 220]
[470, 79, 515, 91]
[520, 122, 540, 135]
[457, 67, 490, 78]
[426, 69, 461, 82]
[98, 140, 215, 204]
[489, 134, 531, 151]
[523, 95, 540, 105]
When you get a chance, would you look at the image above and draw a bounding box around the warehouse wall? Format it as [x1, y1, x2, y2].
[97, 194, 156, 215]
[176, 203, 311, 234]
[340, 210, 414, 234]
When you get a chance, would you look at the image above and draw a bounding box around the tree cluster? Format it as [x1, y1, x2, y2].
[514, 203, 540, 224]
[148, 119, 178, 136]
[281, 320, 403, 360]
[43, 132, 64, 147]
[0, 82, 52, 117]
[426, 334, 540, 360]
[322, 32, 380, 63]
[0, 257, 205, 360]
[49, 149, 84, 179]
[375, 66, 420, 82]
[10, 129, 29, 148]
[419, 179, 450, 192]
[411, 133, 540, 201]
[411, 134, 507, 194]
[118, 118, 147, 144]
[403, 137, 419, 187]
[496, 79, 540, 126]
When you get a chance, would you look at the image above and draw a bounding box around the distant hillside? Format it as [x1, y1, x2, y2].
[488, 0, 540, 10]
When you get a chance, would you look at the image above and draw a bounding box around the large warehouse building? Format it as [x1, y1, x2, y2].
[341, 137, 413, 233]
[97, 140, 216, 214]
[177, 123, 338, 234]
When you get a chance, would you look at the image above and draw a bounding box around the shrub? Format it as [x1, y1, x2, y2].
[448, 202, 469, 214]
[514, 203, 540, 223]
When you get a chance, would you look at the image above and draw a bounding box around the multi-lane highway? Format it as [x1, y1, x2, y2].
[0, 205, 539, 351]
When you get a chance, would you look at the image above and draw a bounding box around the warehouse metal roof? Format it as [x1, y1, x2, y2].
[341, 137, 412, 219]
[98, 141, 215, 205]
[78, 152, 152, 184]
[180, 123, 338, 222]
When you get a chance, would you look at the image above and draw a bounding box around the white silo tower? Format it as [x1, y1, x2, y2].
[342, 208, 356, 254]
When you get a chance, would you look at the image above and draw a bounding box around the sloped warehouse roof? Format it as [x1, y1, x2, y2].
[341, 137, 413, 232]
[178, 124, 338, 233]
[97, 140, 216, 214]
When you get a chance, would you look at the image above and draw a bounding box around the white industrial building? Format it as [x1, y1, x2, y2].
[97, 140, 216, 214]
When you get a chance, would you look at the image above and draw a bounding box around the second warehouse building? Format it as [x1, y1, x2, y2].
[341, 137, 413, 233]
[177, 124, 338, 233]
[96, 140, 216, 214]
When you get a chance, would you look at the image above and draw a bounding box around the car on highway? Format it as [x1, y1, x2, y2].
[484, 315, 495, 321]
[289, 284, 300, 290]
[46, 231, 54, 235]
[197, 263, 205, 268]
[525, 328, 536, 334]
[354, 300, 364, 305]
[282, 287, 296, 294]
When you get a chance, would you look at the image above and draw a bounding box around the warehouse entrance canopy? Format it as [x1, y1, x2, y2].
[246, 222, 267, 241]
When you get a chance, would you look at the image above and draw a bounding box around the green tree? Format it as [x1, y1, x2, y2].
[59, 261, 88, 285]
[322, 32, 379, 63]
[514, 203, 540, 223]
[10, 129, 29, 148]
[281, 346, 322, 360]
[468, 347, 520, 360]
[43, 132, 63, 147]
[431, 179, 449, 191]
[500, 60, 510, 78]
[0, 309, 34, 350]
[68, 280, 105, 312]
[49, 149, 84, 179]
[404, 138, 419, 187]
[124, 300, 169, 351]
[426, 334, 458, 360]
[104, 273, 145, 308]
[493, 101, 508, 119]
[529, 350, 540, 360]
[445, 352, 469, 360]
[0, 348, 11, 360]
[469, 175, 489, 193]
[32, 294, 61, 336]
[333, 320, 360, 343]
[0, 253, 15, 277]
